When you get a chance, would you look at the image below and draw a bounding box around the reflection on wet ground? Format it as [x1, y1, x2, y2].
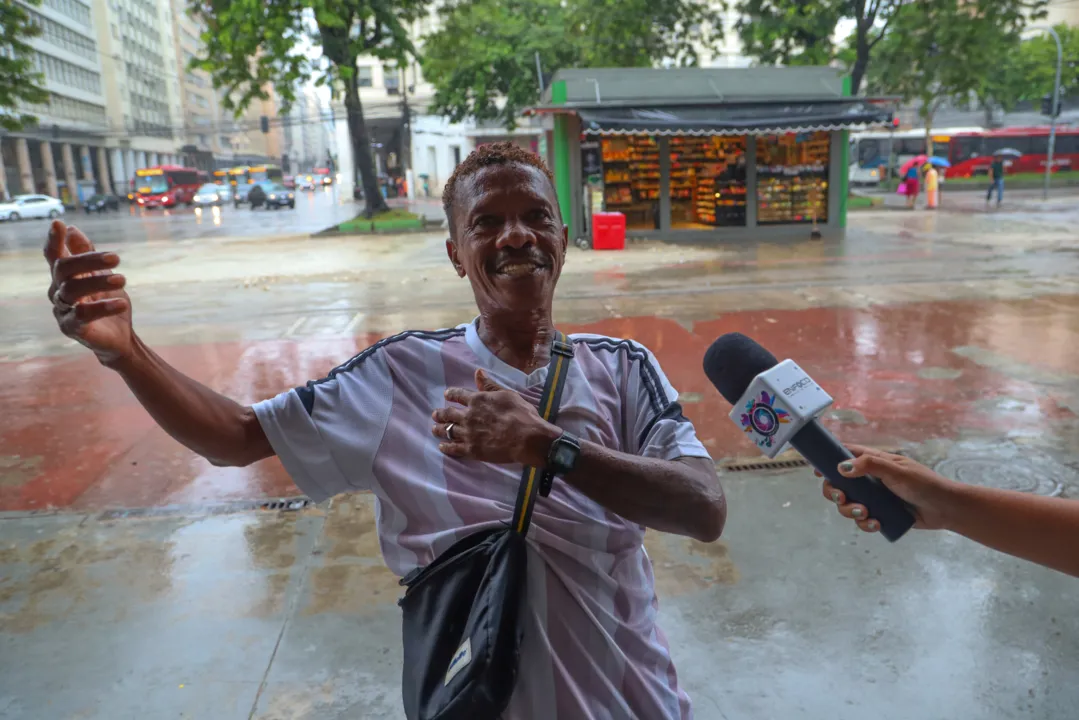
[2, 202, 1079, 718]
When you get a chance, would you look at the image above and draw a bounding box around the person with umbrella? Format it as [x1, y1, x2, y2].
[923, 156, 950, 210]
[986, 148, 1018, 208]
[899, 154, 925, 209]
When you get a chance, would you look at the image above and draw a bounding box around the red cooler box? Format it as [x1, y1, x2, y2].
[591, 212, 626, 250]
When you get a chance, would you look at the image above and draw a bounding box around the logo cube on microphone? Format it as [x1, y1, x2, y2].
[728, 359, 833, 457]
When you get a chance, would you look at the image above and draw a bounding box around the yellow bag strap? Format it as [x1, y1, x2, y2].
[511, 332, 574, 535]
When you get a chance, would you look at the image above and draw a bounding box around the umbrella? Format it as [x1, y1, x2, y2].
[993, 147, 1022, 157]
[899, 154, 929, 176]
[926, 156, 951, 168]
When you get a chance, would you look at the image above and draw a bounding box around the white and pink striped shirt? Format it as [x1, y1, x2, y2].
[253, 320, 711, 719]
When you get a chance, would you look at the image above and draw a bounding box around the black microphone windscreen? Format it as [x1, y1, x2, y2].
[702, 332, 779, 405]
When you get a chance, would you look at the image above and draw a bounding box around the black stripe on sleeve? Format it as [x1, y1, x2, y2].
[295, 327, 466, 416]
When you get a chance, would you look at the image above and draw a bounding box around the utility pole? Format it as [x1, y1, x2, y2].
[401, 65, 413, 199]
[1029, 25, 1063, 201]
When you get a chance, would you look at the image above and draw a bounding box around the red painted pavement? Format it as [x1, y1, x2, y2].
[3, 296, 1077, 512]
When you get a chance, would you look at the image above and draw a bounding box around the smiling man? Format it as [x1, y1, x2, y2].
[43, 142, 726, 719]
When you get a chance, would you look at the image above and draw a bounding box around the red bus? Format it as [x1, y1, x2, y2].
[133, 165, 202, 208]
[947, 127, 1079, 178]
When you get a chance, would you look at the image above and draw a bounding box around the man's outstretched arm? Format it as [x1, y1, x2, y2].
[45, 220, 272, 467]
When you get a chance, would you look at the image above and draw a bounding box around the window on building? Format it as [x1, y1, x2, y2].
[383, 65, 400, 94]
[357, 66, 373, 88]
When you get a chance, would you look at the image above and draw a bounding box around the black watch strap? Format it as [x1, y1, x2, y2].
[539, 431, 580, 497]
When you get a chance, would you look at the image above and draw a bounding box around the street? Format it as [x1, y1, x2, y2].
[2, 198, 1079, 719]
[0, 185, 361, 252]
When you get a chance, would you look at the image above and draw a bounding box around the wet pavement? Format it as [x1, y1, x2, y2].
[2, 198, 1079, 718]
[0, 185, 360, 252]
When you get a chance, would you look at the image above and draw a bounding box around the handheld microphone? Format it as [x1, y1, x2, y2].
[703, 332, 915, 542]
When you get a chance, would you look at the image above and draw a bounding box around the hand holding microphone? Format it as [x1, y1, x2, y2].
[703, 332, 916, 542]
[819, 445, 954, 532]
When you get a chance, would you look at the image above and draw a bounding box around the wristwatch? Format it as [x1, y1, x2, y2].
[540, 431, 581, 497]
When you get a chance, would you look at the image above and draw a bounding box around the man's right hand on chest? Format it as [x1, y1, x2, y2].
[45, 220, 134, 367]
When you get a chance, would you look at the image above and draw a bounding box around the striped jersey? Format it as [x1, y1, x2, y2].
[253, 319, 712, 719]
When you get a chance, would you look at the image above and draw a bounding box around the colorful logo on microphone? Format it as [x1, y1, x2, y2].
[740, 390, 791, 448]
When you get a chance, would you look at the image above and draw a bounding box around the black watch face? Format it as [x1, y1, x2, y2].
[552, 443, 577, 472]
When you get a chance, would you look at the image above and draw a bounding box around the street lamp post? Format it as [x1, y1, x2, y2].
[1029, 25, 1063, 201]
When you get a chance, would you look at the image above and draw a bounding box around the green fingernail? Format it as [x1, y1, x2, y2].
[830, 490, 841, 504]
[852, 507, 864, 519]
[839, 461, 855, 473]
[867, 521, 879, 532]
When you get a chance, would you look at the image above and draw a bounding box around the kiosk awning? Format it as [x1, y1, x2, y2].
[577, 101, 891, 136]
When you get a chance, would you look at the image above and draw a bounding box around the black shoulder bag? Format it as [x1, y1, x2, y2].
[398, 333, 575, 720]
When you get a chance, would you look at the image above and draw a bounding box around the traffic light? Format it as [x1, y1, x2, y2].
[260, 115, 269, 133]
[1041, 95, 1060, 118]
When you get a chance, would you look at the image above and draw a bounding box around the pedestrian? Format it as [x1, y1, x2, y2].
[986, 155, 1005, 207]
[924, 163, 939, 209]
[42, 142, 726, 720]
[903, 163, 920, 209]
[819, 446, 1079, 579]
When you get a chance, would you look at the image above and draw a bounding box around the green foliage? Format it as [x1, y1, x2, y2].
[422, 0, 722, 128]
[865, 0, 1044, 129]
[735, 0, 840, 68]
[188, 0, 427, 115]
[734, 0, 903, 94]
[1014, 24, 1079, 100]
[188, 0, 429, 216]
[0, 0, 50, 131]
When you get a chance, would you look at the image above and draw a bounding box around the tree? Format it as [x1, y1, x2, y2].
[422, 0, 722, 129]
[1015, 23, 1079, 101]
[0, 0, 49, 131]
[189, 0, 428, 217]
[864, 0, 1043, 153]
[734, 0, 903, 95]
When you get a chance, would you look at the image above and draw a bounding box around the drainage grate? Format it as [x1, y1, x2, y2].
[722, 457, 809, 473]
[259, 498, 313, 511]
[96, 496, 314, 520]
[719, 447, 902, 473]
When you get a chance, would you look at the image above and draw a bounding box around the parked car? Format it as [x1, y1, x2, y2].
[0, 194, 65, 221]
[296, 175, 315, 191]
[193, 183, 225, 206]
[84, 194, 120, 213]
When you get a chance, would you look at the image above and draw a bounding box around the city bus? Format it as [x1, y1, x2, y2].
[946, 127, 1079, 178]
[133, 165, 202, 208]
[848, 127, 982, 185]
[220, 165, 285, 186]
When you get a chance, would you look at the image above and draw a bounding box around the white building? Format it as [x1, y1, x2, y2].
[1, 0, 111, 202]
[286, 87, 331, 173]
[92, 0, 185, 194]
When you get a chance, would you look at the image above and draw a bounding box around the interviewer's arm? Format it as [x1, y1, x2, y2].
[823, 446, 1079, 578]
[942, 483, 1079, 578]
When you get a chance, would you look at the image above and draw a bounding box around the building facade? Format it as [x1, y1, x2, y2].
[1, 0, 112, 203]
[1, 0, 288, 204]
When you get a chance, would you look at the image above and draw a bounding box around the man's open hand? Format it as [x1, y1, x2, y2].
[45, 220, 133, 365]
[432, 369, 558, 467]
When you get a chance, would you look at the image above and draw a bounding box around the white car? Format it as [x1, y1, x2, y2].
[192, 183, 225, 206]
[0, 194, 65, 221]
[295, 175, 315, 191]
